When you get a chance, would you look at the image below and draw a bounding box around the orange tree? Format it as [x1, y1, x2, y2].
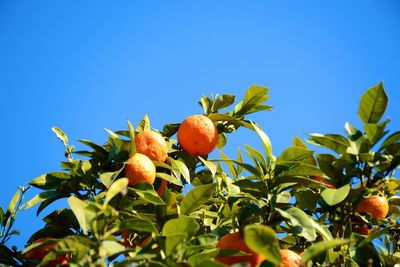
[0, 83, 399, 266]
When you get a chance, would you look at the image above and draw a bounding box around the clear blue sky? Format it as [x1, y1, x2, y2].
[0, 1, 399, 250]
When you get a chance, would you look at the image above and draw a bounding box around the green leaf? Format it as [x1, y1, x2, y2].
[251, 122, 273, 162]
[218, 150, 237, 180]
[284, 164, 324, 177]
[137, 114, 151, 132]
[316, 154, 340, 180]
[364, 119, 389, 144]
[234, 85, 271, 115]
[277, 146, 313, 165]
[170, 158, 190, 182]
[198, 157, 217, 176]
[162, 123, 180, 137]
[29, 172, 70, 190]
[7, 189, 20, 213]
[156, 172, 182, 186]
[25, 191, 62, 209]
[52, 127, 68, 146]
[292, 136, 308, 149]
[277, 207, 317, 241]
[67, 196, 97, 234]
[296, 188, 318, 212]
[100, 240, 126, 258]
[320, 184, 351, 206]
[243, 225, 281, 265]
[301, 239, 351, 264]
[307, 134, 350, 154]
[207, 113, 254, 130]
[214, 94, 236, 111]
[104, 178, 128, 206]
[244, 144, 267, 170]
[122, 218, 158, 233]
[162, 216, 200, 237]
[357, 227, 389, 248]
[379, 131, 400, 151]
[127, 120, 136, 156]
[199, 96, 212, 114]
[180, 184, 215, 215]
[311, 220, 333, 241]
[100, 168, 124, 188]
[358, 82, 388, 124]
[43, 209, 80, 231]
[216, 133, 227, 149]
[129, 183, 165, 205]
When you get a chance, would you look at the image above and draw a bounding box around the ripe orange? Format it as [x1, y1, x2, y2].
[215, 232, 264, 267]
[314, 176, 335, 189]
[135, 130, 168, 162]
[125, 153, 156, 186]
[25, 238, 69, 267]
[177, 115, 218, 156]
[354, 195, 389, 220]
[279, 249, 301, 267]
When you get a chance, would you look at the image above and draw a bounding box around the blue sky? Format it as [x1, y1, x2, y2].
[0, 1, 399, 250]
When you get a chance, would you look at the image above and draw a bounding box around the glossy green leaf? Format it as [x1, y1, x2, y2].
[234, 85, 271, 115]
[180, 184, 215, 215]
[7, 189, 20, 213]
[25, 191, 62, 209]
[100, 240, 126, 258]
[104, 178, 128, 206]
[122, 218, 158, 233]
[277, 146, 313, 164]
[127, 120, 136, 156]
[129, 183, 165, 205]
[301, 239, 351, 264]
[214, 94, 236, 111]
[364, 119, 389, 144]
[170, 158, 191, 183]
[251, 122, 273, 162]
[207, 113, 253, 130]
[379, 131, 400, 151]
[277, 207, 317, 241]
[320, 184, 351, 206]
[29, 172, 70, 190]
[244, 225, 281, 265]
[358, 82, 388, 124]
[162, 216, 200, 237]
[216, 133, 227, 149]
[156, 172, 182, 186]
[52, 126, 68, 146]
[199, 157, 217, 176]
[292, 136, 308, 149]
[307, 133, 350, 154]
[136, 114, 151, 132]
[100, 167, 124, 188]
[67, 196, 97, 234]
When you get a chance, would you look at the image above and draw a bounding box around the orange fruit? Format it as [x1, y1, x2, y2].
[125, 153, 156, 186]
[314, 176, 335, 189]
[354, 195, 389, 220]
[279, 249, 301, 267]
[215, 232, 264, 267]
[25, 238, 69, 267]
[135, 130, 168, 162]
[177, 115, 218, 156]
